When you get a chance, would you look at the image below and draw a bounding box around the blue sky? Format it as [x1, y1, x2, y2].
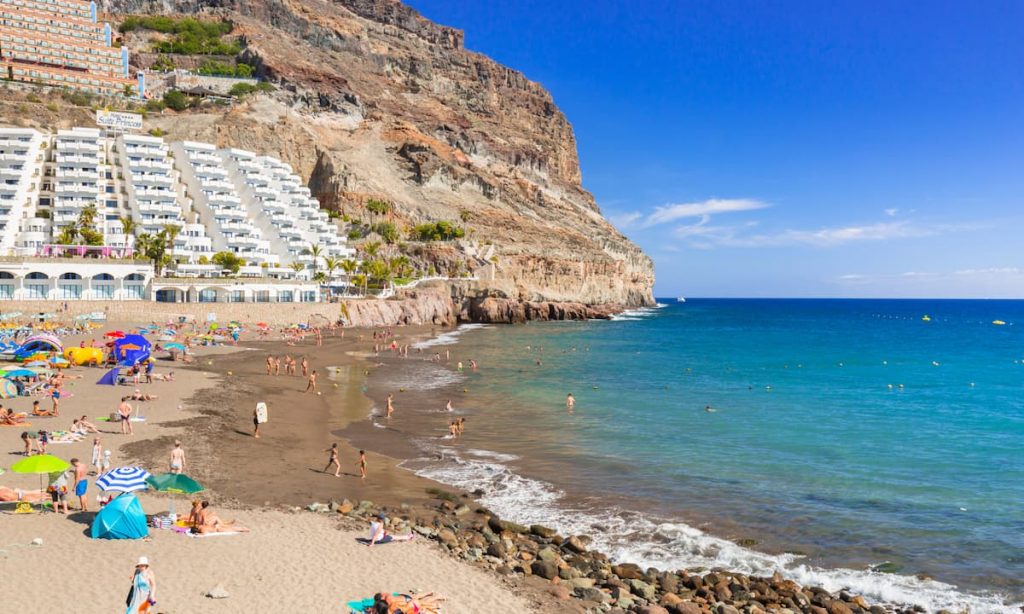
[404, 1, 1024, 298]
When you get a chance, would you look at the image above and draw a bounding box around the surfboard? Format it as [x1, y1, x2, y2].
[255, 402, 268, 424]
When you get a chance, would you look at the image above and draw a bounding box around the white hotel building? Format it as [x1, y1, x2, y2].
[0, 126, 354, 302]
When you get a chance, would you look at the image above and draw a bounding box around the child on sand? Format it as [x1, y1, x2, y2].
[357, 450, 367, 479]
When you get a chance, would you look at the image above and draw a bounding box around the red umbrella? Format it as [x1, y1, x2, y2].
[103, 331, 125, 339]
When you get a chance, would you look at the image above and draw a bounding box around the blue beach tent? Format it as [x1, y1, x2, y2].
[113, 334, 151, 366]
[91, 493, 149, 540]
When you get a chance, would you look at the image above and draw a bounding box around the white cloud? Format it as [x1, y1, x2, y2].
[609, 211, 643, 229]
[643, 198, 768, 228]
[699, 220, 935, 248]
[884, 208, 899, 217]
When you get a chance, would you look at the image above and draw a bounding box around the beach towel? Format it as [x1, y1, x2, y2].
[356, 536, 396, 546]
[182, 530, 243, 538]
[346, 594, 403, 613]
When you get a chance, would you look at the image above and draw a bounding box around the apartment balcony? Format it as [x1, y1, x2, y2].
[0, 154, 31, 166]
[131, 173, 174, 187]
[55, 183, 100, 197]
[134, 187, 177, 200]
[55, 168, 97, 180]
[0, 167, 27, 179]
[58, 140, 101, 153]
[55, 154, 100, 165]
[187, 152, 221, 164]
[127, 158, 170, 170]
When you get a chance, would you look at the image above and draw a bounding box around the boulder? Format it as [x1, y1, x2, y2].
[629, 579, 657, 601]
[636, 606, 671, 614]
[563, 535, 588, 553]
[206, 584, 230, 599]
[530, 524, 558, 539]
[531, 560, 559, 580]
[673, 603, 702, 614]
[436, 528, 458, 548]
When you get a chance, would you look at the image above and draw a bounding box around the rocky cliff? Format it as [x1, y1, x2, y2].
[101, 0, 656, 312]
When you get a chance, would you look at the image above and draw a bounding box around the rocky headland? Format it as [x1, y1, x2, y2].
[89, 0, 656, 320]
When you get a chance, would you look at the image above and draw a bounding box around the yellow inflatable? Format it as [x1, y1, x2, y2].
[63, 347, 104, 366]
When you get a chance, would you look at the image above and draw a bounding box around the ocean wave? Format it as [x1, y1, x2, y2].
[610, 304, 671, 321]
[412, 323, 488, 350]
[406, 450, 1020, 614]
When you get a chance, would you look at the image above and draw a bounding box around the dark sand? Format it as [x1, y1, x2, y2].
[124, 327, 461, 510]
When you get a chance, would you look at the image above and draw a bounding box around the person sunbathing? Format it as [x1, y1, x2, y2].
[31, 401, 55, 417]
[367, 514, 416, 547]
[373, 592, 446, 614]
[154, 371, 175, 382]
[1, 408, 26, 424]
[0, 486, 45, 503]
[77, 415, 99, 433]
[130, 390, 158, 401]
[195, 502, 250, 534]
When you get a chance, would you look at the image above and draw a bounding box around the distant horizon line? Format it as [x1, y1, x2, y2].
[654, 296, 1024, 301]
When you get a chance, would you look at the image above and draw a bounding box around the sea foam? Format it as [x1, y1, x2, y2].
[407, 448, 1021, 614]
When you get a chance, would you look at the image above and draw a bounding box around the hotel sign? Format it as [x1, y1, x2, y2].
[95, 110, 143, 131]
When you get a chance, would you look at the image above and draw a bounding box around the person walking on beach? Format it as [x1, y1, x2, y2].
[91, 437, 103, 476]
[169, 441, 186, 474]
[266, 355, 273, 376]
[386, 394, 394, 418]
[357, 449, 367, 479]
[305, 370, 318, 393]
[125, 556, 156, 613]
[301, 356, 309, 377]
[71, 457, 89, 512]
[50, 381, 62, 416]
[323, 443, 341, 477]
[252, 406, 264, 439]
[118, 397, 134, 435]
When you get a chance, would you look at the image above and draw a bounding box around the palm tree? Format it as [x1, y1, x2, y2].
[57, 223, 78, 246]
[323, 256, 340, 280]
[289, 261, 305, 276]
[351, 273, 367, 296]
[362, 241, 381, 260]
[119, 215, 137, 248]
[163, 224, 181, 257]
[302, 243, 323, 277]
[79, 204, 98, 228]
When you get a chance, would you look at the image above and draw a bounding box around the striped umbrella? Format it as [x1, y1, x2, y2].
[95, 467, 151, 493]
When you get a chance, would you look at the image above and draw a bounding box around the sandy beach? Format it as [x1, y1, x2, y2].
[0, 319, 547, 613]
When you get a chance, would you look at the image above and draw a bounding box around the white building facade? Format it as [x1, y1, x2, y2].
[0, 126, 355, 302]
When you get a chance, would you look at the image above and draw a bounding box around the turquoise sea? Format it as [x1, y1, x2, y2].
[402, 299, 1024, 612]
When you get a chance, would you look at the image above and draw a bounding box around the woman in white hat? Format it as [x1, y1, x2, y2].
[125, 556, 156, 613]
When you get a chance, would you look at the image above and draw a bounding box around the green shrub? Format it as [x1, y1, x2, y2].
[120, 16, 240, 55]
[228, 82, 257, 97]
[145, 99, 166, 112]
[150, 55, 175, 72]
[411, 221, 465, 242]
[162, 90, 189, 111]
[371, 222, 399, 244]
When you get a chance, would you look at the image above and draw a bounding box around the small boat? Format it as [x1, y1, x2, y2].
[993, 320, 1006, 326]
[922, 315, 931, 322]
[677, 297, 686, 303]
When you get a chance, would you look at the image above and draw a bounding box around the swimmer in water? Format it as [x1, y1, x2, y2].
[566, 393, 575, 411]
[704, 405, 717, 413]
[445, 399, 453, 412]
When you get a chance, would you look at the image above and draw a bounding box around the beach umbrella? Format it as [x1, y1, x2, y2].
[4, 368, 36, 378]
[104, 331, 125, 339]
[0, 379, 18, 399]
[24, 360, 48, 368]
[164, 342, 186, 351]
[146, 473, 204, 494]
[49, 357, 70, 366]
[11, 454, 70, 510]
[146, 472, 205, 518]
[95, 467, 151, 493]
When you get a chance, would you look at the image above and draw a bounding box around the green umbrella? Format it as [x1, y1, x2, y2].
[11, 454, 70, 512]
[146, 473, 204, 494]
[146, 473, 204, 519]
[11, 454, 69, 474]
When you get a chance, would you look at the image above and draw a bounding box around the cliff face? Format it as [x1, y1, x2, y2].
[102, 0, 655, 309]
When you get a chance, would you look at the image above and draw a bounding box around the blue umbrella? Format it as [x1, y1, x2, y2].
[3, 368, 36, 377]
[95, 467, 151, 493]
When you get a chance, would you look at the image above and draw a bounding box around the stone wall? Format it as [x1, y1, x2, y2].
[1, 300, 343, 327]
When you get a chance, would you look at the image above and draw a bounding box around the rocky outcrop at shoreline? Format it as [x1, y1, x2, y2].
[337, 283, 625, 327]
[308, 495, 914, 614]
